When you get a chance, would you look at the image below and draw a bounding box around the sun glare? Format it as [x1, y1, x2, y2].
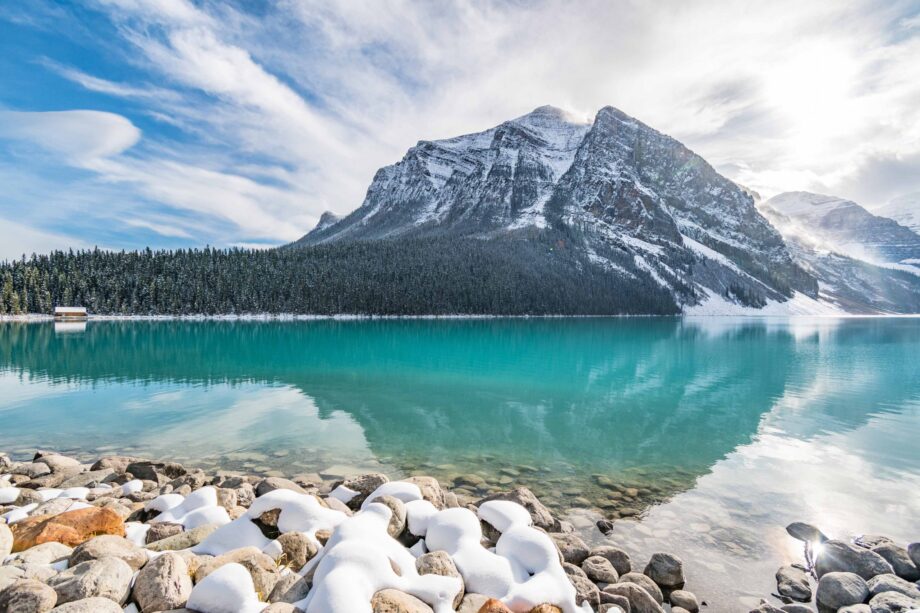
[763, 40, 859, 159]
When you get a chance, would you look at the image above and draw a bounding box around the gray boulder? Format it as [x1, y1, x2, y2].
[70, 535, 148, 571]
[268, 572, 310, 604]
[776, 565, 812, 602]
[49, 596, 124, 612]
[867, 574, 920, 600]
[619, 572, 664, 603]
[47, 556, 133, 605]
[133, 552, 192, 613]
[872, 544, 920, 581]
[816, 572, 869, 610]
[10, 542, 73, 566]
[550, 532, 590, 565]
[603, 582, 664, 613]
[669, 590, 699, 612]
[0, 566, 26, 592]
[838, 605, 871, 613]
[0, 579, 58, 612]
[564, 563, 601, 609]
[583, 555, 620, 583]
[786, 522, 829, 543]
[907, 543, 919, 569]
[816, 540, 894, 579]
[591, 545, 632, 576]
[643, 552, 684, 588]
[868, 590, 920, 612]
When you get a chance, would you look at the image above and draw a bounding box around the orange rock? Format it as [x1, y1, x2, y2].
[478, 599, 514, 613]
[11, 507, 125, 552]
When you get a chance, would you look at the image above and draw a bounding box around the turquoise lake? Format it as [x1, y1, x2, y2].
[1, 318, 918, 610]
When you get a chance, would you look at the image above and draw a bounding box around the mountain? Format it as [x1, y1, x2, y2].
[297, 105, 819, 312]
[872, 193, 920, 235]
[759, 193, 920, 313]
[763, 191, 920, 265]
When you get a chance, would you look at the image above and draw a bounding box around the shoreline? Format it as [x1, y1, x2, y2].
[3, 448, 918, 613]
[3, 313, 918, 323]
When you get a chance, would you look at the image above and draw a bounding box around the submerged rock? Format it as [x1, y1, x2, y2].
[785, 522, 828, 544]
[775, 565, 812, 602]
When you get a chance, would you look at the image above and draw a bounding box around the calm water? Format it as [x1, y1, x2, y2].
[1, 318, 918, 610]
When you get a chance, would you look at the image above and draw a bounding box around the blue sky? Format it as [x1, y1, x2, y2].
[1, 0, 919, 260]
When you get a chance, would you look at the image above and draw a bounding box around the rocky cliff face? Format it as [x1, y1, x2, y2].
[297, 105, 826, 311]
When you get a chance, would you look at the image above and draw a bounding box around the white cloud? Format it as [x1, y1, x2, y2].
[0, 110, 140, 161]
[6, 0, 920, 256]
[0, 217, 89, 261]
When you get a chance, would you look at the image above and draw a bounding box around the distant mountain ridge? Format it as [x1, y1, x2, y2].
[298, 105, 819, 312]
[763, 191, 920, 265]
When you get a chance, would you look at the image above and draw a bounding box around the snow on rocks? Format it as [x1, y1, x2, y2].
[0, 448, 726, 613]
[186, 562, 266, 613]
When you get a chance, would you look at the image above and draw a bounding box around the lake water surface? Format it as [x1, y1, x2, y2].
[1, 318, 918, 611]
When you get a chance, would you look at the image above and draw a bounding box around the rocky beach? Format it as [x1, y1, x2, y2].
[1, 449, 918, 613]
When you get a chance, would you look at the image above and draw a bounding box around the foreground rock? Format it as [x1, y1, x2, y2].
[816, 540, 895, 580]
[47, 556, 133, 605]
[133, 552, 193, 612]
[5, 448, 915, 613]
[0, 579, 58, 612]
[816, 572, 869, 610]
[11, 507, 125, 551]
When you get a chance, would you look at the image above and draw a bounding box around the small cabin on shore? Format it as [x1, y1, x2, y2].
[54, 306, 88, 321]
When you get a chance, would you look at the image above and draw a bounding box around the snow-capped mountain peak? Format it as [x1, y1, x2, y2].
[294, 106, 920, 314]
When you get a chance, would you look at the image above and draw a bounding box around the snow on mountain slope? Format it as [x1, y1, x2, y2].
[872, 193, 920, 234]
[764, 191, 920, 266]
[759, 197, 920, 313]
[294, 105, 920, 314]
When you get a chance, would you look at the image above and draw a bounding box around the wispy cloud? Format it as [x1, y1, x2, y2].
[1, 0, 918, 254]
